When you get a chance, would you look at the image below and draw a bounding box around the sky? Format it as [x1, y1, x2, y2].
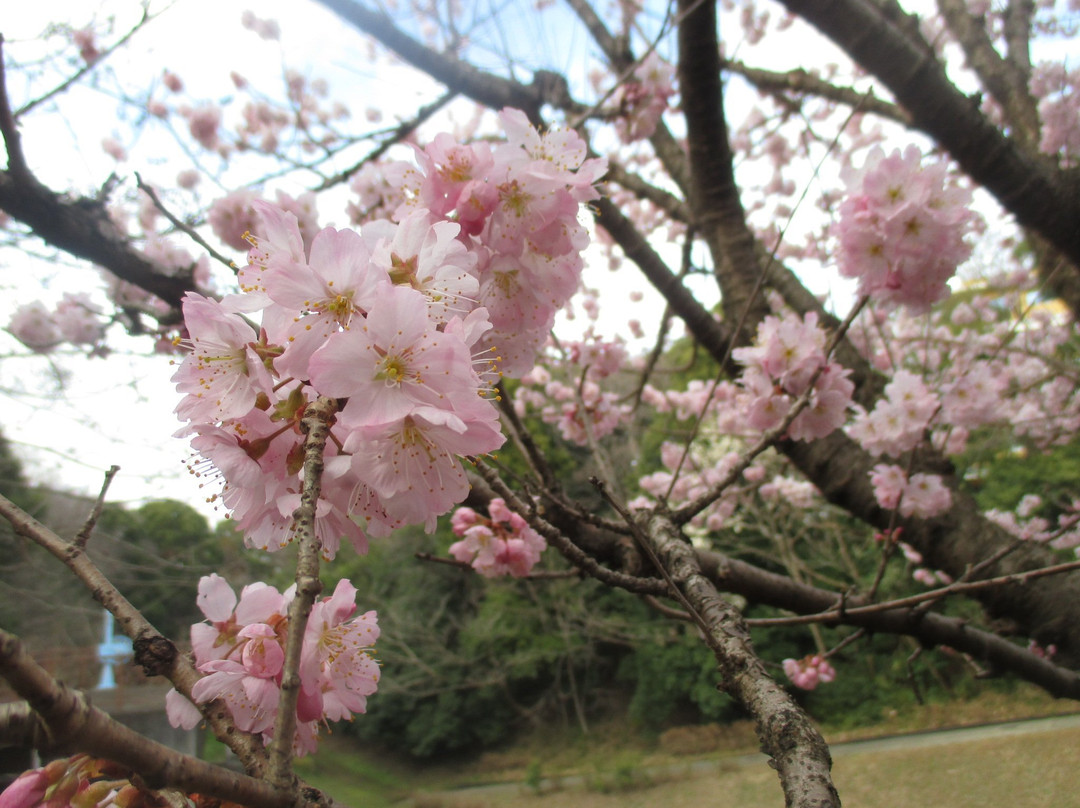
[0, 0, 1036, 523]
[2, 0, 391, 519]
[1, 0, 693, 521]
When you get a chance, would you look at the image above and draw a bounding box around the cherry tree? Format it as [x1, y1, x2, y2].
[1, 0, 1079, 806]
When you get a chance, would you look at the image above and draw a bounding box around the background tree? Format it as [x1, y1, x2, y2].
[0, 1, 1079, 807]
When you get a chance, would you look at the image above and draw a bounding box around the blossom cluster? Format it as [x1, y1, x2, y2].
[386, 108, 607, 376]
[8, 294, 106, 355]
[635, 442, 750, 532]
[848, 370, 938, 457]
[836, 146, 978, 311]
[165, 574, 379, 756]
[610, 52, 677, 142]
[782, 654, 837, 690]
[172, 110, 605, 555]
[733, 311, 854, 442]
[0, 755, 168, 808]
[449, 498, 547, 577]
[509, 335, 633, 445]
[869, 463, 953, 519]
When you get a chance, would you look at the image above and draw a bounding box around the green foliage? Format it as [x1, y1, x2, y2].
[99, 499, 223, 639]
[0, 434, 54, 639]
[961, 435, 1080, 523]
[585, 752, 651, 793]
[524, 759, 543, 794]
[617, 622, 738, 728]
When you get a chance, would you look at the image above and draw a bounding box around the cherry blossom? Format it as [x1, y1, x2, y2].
[782, 655, 837, 690]
[7, 301, 61, 353]
[449, 498, 548, 577]
[835, 146, 979, 311]
[166, 575, 378, 755]
[734, 310, 854, 442]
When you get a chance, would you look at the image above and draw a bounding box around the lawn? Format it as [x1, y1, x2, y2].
[424, 723, 1080, 808]
[293, 686, 1080, 808]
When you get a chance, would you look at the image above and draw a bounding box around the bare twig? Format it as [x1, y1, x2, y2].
[748, 558, 1080, 626]
[73, 464, 119, 549]
[135, 174, 236, 273]
[0, 493, 269, 775]
[14, 5, 159, 119]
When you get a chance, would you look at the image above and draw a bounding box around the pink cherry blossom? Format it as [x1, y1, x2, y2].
[783, 654, 837, 690]
[309, 286, 479, 427]
[448, 497, 547, 577]
[209, 189, 260, 252]
[172, 293, 275, 426]
[734, 310, 853, 441]
[170, 574, 379, 756]
[835, 146, 978, 311]
[8, 301, 61, 353]
[0, 768, 49, 808]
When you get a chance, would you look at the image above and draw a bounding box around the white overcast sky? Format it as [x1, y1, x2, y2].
[4, 0, 1041, 521]
[3, 0, 393, 519]
[2, 0, 693, 520]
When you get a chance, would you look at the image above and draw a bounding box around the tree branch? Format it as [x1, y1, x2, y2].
[0, 630, 296, 808]
[268, 397, 337, 788]
[935, 0, 1039, 146]
[314, 0, 585, 125]
[778, 0, 1080, 287]
[640, 511, 839, 808]
[0, 493, 270, 775]
[724, 58, 910, 125]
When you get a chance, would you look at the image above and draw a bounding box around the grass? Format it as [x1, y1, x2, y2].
[428, 724, 1080, 808]
[254, 684, 1080, 807]
[292, 736, 419, 808]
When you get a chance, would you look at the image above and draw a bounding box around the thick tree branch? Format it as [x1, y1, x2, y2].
[562, 0, 689, 193]
[778, 0, 1080, 294]
[936, 0, 1039, 146]
[780, 434, 1080, 666]
[0, 169, 191, 315]
[699, 551, 1080, 700]
[0, 494, 270, 776]
[606, 160, 691, 222]
[640, 511, 839, 808]
[314, 0, 585, 125]
[676, 0, 769, 339]
[0, 39, 189, 314]
[0, 630, 298, 808]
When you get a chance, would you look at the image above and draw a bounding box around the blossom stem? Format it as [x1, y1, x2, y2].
[268, 396, 337, 789]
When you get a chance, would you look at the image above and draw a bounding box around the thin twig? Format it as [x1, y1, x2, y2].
[74, 464, 119, 549]
[135, 173, 236, 273]
[313, 90, 457, 192]
[0, 493, 269, 774]
[0, 629, 295, 807]
[14, 5, 160, 119]
[748, 558, 1080, 626]
[470, 460, 666, 595]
